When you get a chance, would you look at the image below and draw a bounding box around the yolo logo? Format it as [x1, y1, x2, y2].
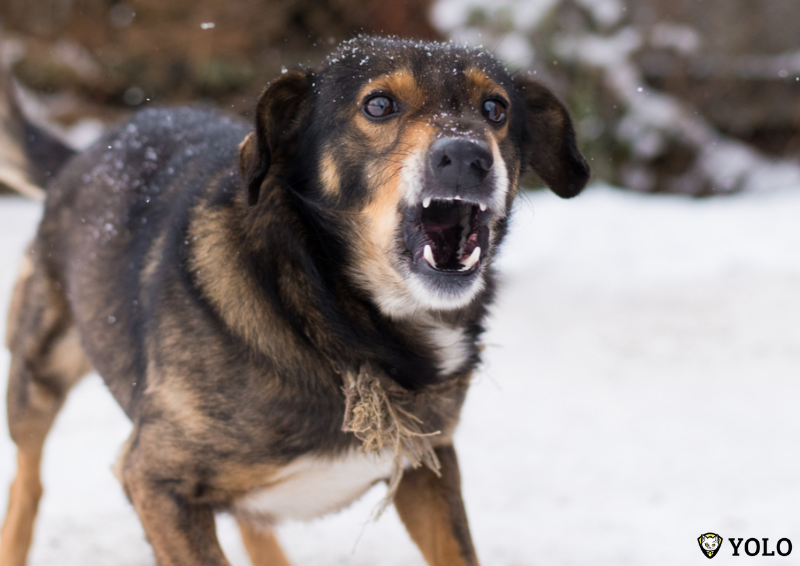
[729, 537, 792, 557]
[698, 533, 793, 559]
[699, 533, 723, 559]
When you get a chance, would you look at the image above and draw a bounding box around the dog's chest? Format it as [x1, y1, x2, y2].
[428, 323, 471, 376]
[232, 451, 393, 523]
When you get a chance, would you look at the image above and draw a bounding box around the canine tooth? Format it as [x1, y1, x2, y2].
[460, 247, 481, 270]
[423, 198, 431, 208]
[454, 195, 462, 200]
[480, 203, 487, 211]
[423, 244, 437, 267]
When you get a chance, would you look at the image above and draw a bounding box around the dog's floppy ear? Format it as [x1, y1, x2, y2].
[514, 74, 590, 198]
[239, 69, 314, 206]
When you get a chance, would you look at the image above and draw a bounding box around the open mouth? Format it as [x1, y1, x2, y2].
[403, 197, 491, 276]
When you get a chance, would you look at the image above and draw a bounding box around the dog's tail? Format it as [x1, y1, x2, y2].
[0, 62, 76, 199]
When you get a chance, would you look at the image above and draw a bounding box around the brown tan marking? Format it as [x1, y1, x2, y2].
[143, 364, 210, 439]
[394, 444, 479, 566]
[120, 456, 231, 566]
[238, 521, 293, 566]
[465, 68, 510, 143]
[0, 449, 43, 566]
[349, 120, 436, 313]
[187, 201, 307, 364]
[5, 251, 33, 351]
[357, 69, 425, 113]
[318, 148, 341, 196]
[354, 69, 425, 151]
[237, 133, 257, 179]
[1, 257, 91, 566]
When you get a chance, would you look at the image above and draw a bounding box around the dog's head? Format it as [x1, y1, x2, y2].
[239, 37, 589, 318]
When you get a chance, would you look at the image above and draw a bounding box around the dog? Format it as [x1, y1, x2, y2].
[0, 36, 589, 565]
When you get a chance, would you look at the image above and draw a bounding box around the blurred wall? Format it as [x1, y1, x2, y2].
[630, 0, 800, 157]
[538, 0, 800, 194]
[2, 0, 799, 195]
[1, 0, 438, 121]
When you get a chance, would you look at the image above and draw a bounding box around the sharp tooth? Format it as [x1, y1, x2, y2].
[479, 203, 487, 211]
[460, 247, 481, 270]
[423, 198, 431, 208]
[454, 195, 462, 200]
[423, 244, 437, 267]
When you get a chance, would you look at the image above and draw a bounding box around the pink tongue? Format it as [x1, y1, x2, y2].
[460, 232, 479, 259]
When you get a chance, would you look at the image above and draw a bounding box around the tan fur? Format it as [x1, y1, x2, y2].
[238, 133, 257, 179]
[238, 521, 292, 566]
[144, 367, 210, 439]
[0, 450, 43, 566]
[349, 121, 436, 315]
[465, 68, 510, 143]
[140, 231, 168, 291]
[319, 149, 341, 196]
[5, 253, 33, 351]
[394, 444, 479, 566]
[1, 258, 91, 565]
[0, 95, 44, 200]
[121, 461, 231, 566]
[354, 69, 425, 149]
[187, 203, 307, 363]
[375, 70, 425, 109]
[464, 68, 509, 105]
[42, 327, 93, 384]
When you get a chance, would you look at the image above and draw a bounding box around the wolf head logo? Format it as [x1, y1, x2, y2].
[698, 533, 723, 559]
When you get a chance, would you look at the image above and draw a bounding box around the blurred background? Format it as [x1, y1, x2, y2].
[1, 2, 800, 565]
[1, 0, 799, 195]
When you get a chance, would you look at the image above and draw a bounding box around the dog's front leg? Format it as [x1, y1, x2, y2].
[120, 449, 230, 566]
[394, 444, 480, 566]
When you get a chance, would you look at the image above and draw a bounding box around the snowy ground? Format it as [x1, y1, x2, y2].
[0, 185, 799, 565]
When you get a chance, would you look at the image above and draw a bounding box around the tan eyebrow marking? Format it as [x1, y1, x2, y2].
[465, 67, 509, 105]
[356, 69, 425, 112]
[465, 68, 510, 141]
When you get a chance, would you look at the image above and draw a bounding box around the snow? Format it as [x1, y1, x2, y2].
[0, 185, 798, 564]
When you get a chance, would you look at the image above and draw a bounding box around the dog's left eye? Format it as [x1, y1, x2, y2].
[363, 95, 397, 119]
[482, 99, 507, 124]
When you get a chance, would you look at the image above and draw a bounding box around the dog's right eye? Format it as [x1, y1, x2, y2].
[363, 95, 397, 119]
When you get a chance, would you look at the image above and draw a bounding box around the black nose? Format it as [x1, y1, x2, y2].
[429, 138, 494, 190]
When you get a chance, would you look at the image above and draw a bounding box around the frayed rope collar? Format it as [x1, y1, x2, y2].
[341, 361, 470, 517]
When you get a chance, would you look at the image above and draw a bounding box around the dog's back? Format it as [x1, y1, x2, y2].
[39, 107, 251, 412]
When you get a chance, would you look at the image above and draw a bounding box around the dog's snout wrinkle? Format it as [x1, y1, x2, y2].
[428, 138, 494, 191]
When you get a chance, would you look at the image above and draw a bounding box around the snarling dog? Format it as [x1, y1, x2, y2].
[0, 36, 589, 565]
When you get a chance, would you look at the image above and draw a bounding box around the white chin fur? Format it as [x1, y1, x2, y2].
[404, 270, 486, 312]
[364, 262, 486, 319]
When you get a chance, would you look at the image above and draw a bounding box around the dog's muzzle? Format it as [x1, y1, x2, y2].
[402, 137, 502, 280]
